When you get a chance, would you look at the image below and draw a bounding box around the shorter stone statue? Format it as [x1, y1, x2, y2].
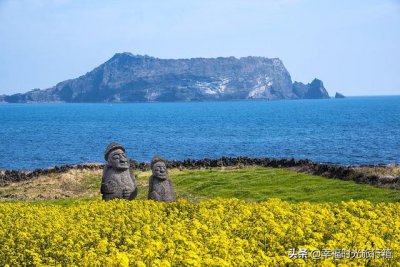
[101, 143, 137, 201]
[148, 156, 176, 202]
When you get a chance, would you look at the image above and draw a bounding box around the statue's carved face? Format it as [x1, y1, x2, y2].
[152, 161, 167, 180]
[107, 148, 129, 170]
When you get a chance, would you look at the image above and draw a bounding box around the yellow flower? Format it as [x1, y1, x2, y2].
[0, 199, 398, 266]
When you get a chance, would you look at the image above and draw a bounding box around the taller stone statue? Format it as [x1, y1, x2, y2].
[148, 156, 176, 202]
[101, 143, 137, 201]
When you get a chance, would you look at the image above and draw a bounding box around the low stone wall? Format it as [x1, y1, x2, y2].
[1, 157, 399, 189]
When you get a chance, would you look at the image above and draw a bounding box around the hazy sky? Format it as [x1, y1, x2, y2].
[0, 0, 399, 96]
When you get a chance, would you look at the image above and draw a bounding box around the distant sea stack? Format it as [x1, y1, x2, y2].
[1, 53, 330, 103]
[335, 92, 345, 98]
[292, 79, 330, 99]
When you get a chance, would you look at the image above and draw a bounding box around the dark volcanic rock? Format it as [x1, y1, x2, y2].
[4, 53, 330, 102]
[335, 92, 345, 98]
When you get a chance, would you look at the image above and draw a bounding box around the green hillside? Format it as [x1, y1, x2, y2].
[171, 167, 400, 203]
[1, 166, 399, 204]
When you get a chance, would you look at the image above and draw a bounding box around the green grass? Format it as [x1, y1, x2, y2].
[172, 167, 400, 203]
[81, 173, 102, 192]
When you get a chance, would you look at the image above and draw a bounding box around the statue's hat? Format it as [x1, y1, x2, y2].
[151, 155, 167, 169]
[104, 142, 125, 160]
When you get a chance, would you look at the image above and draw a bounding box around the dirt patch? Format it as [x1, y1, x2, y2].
[0, 169, 102, 201]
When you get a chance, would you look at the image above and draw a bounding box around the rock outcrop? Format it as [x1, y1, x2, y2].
[2, 53, 330, 102]
[292, 79, 330, 99]
[335, 92, 345, 98]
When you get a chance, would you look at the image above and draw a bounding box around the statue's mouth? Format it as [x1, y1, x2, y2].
[156, 173, 167, 179]
[116, 161, 129, 169]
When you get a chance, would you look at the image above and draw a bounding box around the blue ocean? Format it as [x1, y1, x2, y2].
[0, 96, 399, 170]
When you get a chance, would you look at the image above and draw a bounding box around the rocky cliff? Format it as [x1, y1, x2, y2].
[1, 53, 330, 102]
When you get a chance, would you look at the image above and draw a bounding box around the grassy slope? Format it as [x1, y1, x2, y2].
[172, 167, 400, 203]
[1, 167, 399, 204]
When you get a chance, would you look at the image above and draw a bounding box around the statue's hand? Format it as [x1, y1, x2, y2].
[122, 189, 132, 199]
[149, 191, 161, 201]
[101, 180, 118, 194]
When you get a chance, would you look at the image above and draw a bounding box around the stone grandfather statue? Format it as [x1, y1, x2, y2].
[148, 156, 176, 202]
[101, 143, 137, 201]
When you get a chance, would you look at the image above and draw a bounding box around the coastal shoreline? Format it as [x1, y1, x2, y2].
[1, 157, 399, 190]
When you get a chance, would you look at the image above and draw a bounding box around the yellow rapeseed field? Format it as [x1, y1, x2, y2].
[0, 198, 399, 266]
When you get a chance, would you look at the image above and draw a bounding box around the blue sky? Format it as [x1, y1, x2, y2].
[0, 0, 399, 96]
